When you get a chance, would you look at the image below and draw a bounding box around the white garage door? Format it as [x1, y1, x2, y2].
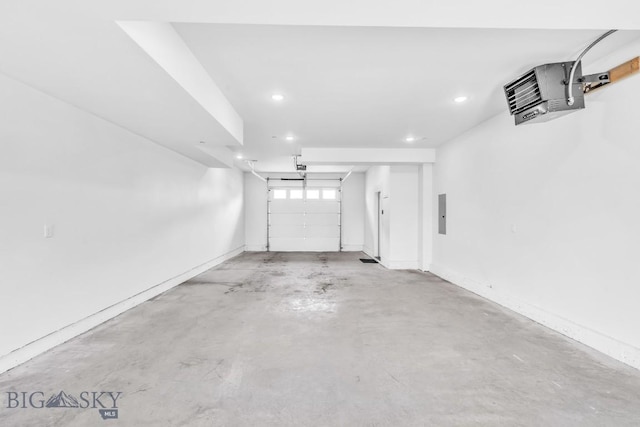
[268, 180, 341, 252]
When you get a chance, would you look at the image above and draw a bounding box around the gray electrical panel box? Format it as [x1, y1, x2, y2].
[438, 194, 446, 235]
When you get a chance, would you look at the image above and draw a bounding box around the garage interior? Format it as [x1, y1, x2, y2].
[1, 2, 640, 426]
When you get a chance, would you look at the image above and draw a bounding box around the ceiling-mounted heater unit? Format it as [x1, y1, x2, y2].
[504, 30, 617, 126]
[505, 61, 584, 125]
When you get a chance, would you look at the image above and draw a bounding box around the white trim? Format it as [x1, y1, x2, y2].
[363, 247, 385, 266]
[430, 263, 640, 371]
[0, 246, 245, 374]
[117, 21, 243, 144]
[341, 244, 364, 252]
[302, 147, 436, 165]
[362, 252, 418, 270]
[245, 245, 267, 252]
[385, 260, 420, 270]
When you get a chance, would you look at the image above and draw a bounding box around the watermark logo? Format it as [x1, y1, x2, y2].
[99, 409, 119, 420]
[6, 390, 121, 420]
[46, 391, 79, 408]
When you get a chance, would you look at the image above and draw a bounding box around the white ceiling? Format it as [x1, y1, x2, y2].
[175, 24, 640, 168]
[0, 1, 638, 172]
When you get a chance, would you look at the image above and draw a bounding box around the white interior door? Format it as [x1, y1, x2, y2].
[268, 182, 341, 252]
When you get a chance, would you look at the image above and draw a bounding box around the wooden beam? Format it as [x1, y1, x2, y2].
[583, 56, 640, 95]
[609, 56, 640, 83]
[585, 57, 639, 94]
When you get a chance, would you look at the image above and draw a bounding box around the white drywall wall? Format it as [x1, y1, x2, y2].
[418, 164, 434, 271]
[0, 72, 245, 361]
[244, 173, 268, 251]
[340, 172, 365, 251]
[364, 165, 423, 269]
[388, 166, 420, 269]
[364, 166, 390, 261]
[243, 172, 365, 251]
[432, 39, 640, 368]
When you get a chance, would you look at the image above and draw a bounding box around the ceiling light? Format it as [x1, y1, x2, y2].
[271, 94, 284, 101]
[285, 135, 294, 142]
[405, 136, 416, 143]
[236, 154, 243, 159]
[454, 96, 468, 103]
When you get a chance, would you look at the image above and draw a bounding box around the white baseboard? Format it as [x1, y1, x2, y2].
[430, 263, 640, 371]
[363, 245, 420, 270]
[362, 248, 384, 267]
[246, 245, 362, 252]
[386, 260, 419, 270]
[362, 249, 418, 270]
[0, 246, 245, 374]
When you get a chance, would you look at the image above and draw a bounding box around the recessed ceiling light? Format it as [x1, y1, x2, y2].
[271, 94, 284, 101]
[405, 136, 416, 143]
[454, 96, 468, 103]
[236, 154, 243, 159]
[285, 135, 294, 142]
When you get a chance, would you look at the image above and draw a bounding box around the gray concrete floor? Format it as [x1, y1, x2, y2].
[1, 252, 640, 426]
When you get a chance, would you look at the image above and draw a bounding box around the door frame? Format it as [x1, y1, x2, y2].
[267, 178, 342, 252]
[374, 191, 381, 259]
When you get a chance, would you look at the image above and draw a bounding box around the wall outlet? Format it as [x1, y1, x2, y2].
[44, 224, 54, 238]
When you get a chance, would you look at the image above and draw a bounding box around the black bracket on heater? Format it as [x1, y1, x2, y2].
[580, 71, 611, 93]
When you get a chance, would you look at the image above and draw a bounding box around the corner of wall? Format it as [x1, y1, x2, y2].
[430, 263, 640, 371]
[0, 246, 245, 375]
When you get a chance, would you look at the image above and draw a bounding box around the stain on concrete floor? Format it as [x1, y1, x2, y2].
[1, 251, 640, 426]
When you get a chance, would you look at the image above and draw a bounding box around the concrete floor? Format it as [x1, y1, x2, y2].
[1, 252, 640, 426]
